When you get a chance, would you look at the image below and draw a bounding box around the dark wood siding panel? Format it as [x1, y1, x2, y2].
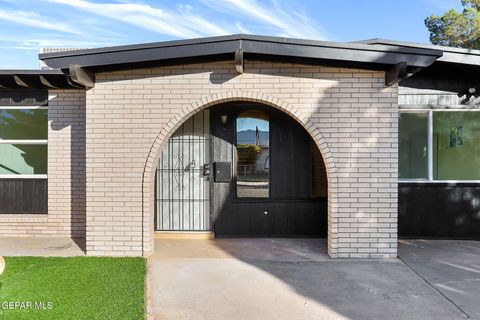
[0, 179, 47, 214]
[399, 184, 480, 239]
[0, 180, 9, 213]
[9, 180, 22, 213]
[33, 179, 48, 213]
[270, 113, 312, 198]
[312, 144, 328, 197]
[212, 103, 328, 237]
[21, 180, 34, 213]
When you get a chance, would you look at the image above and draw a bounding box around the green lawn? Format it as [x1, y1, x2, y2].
[0, 257, 146, 320]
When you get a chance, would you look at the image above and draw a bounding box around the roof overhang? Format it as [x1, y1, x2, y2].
[0, 35, 447, 90]
[357, 38, 480, 66]
[357, 39, 480, 92]
[0, 69, 85, 90]
[39, 34, 442, 77]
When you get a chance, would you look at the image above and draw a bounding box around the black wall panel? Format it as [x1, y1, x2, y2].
[0, 179, 47, 214]
[399, 183, 480, 239]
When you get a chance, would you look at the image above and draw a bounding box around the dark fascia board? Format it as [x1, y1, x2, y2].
[0, 69, 85, 89]
[39, 34, 442, 72]
[357, 38, 480, 66]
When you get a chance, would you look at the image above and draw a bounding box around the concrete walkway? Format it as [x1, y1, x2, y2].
[0, 237, 85, 256]
[148, 239, 471, 320]
[2, 237, 478, 319]
[399, 239, 480, 319]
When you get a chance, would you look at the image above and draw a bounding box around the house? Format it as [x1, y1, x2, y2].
[0, 35, 478, 258]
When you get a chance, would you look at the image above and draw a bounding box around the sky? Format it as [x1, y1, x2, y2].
[0, 0, 464, 69]
[237, 118, 269, 132]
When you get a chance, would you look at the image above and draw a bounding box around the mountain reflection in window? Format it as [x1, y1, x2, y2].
[236, 110, 269, 198]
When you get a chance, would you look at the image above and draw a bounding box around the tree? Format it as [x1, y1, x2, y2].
[425, 0, 480, 48]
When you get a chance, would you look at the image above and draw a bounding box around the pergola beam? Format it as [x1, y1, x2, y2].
[0, 71, 86, 90]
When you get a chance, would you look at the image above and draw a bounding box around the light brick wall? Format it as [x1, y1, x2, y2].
[49, 90, 87, 239]
[0, 90, 86, 239]
[85, 60, 398, 258]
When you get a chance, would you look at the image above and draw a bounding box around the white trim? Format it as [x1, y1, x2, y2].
[0, 140, 47, 144]
[398, 109, 429, 113]
[429, 109, 480, 112]
[0, 106, 47, 109]
[398, 179, 428, 182]
[427, 110, 433, 181]
[400, 107, 480, 112]
[399, 180, 480, 184]
[0, 174, 47, 179]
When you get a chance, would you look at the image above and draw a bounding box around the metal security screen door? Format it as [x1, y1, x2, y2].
[155, 110, 211, 231]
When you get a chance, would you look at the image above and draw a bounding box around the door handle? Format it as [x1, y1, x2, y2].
[202, 164, 211, 178]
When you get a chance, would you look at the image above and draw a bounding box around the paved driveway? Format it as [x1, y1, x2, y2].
[147, 239, 477, 320]
[399, 239, 480, 319]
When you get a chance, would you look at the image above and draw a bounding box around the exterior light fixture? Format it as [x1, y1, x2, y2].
[220, 114, 228, 127]
[457, 87, 477, 98]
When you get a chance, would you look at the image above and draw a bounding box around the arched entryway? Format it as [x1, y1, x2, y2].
[153, 102, 328, 240]
[142, 92, 338, 257]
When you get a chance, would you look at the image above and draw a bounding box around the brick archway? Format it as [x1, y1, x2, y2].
[142, 91, 339, 257]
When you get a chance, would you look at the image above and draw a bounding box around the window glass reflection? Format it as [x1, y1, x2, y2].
[434, 111, 480, 180]
[236, 110, 269, 198]
[0, 109, 47, 140]
[399, 112, 428, 179]
[0, 144, 47, 174]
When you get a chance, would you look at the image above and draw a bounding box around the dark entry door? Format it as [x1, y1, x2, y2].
[211, 103, 327, 237]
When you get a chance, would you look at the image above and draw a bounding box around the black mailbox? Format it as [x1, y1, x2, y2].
[214, 162, 231, 182]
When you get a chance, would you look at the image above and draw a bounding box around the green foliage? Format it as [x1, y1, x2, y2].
[0, 257, 146, 320]
[237, 143, 261, 165]
[425, 0, 480, 48]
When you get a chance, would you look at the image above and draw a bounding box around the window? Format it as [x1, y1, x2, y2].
[0, 107, 48, 177]
[399, 112, 428, 179]
[434, 111, 480, 180]
[399, 109, 480, 181]
[236, 110, 269, 198]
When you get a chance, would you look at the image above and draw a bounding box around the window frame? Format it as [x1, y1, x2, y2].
[399, 106, 480, 183]
[398, 110, 430, 182]
[234, 110, 271, 199]
[0, 105, 48, 179]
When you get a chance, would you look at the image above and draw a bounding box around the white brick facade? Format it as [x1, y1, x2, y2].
[1, 60, 398, 258]
[86, 60, 398, 258]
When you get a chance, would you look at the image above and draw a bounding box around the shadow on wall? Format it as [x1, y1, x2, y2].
[50, 93, 87, 253]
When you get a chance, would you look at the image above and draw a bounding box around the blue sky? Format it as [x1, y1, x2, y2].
[237, 118, 269, 132]
[0, 0, 463, 69]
